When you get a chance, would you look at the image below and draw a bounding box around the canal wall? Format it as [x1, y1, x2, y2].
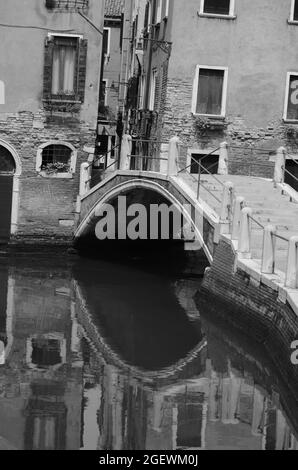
[199, 237, 298, 395]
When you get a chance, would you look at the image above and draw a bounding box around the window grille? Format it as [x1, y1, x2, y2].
[41, 145, 72, 172]
[46, 0, 89, 12]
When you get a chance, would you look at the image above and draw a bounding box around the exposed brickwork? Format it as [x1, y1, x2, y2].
[159, 77, 298, 176]
[200, 238, 298, 393]
[0, 110, 96, 243]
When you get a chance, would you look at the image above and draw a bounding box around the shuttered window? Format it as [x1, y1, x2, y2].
[203, 0, 230, 15]
[43, 36, 88, 103]
[195, 68, 225, 116]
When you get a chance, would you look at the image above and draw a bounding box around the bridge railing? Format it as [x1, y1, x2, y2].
[225, 192, 298, 289]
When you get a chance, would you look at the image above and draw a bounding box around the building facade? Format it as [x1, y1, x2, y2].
[123, 0, 298, 180]
[0, 0, 104, 244]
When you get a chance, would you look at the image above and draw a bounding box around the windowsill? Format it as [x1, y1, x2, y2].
[288, 19, 298, 25]
[198, 12, 236, 20]
[38, 171, 74, 179]
[42, 98, 82, 104]
[193, 113, 226, 120]
[283, 119, 298, 124]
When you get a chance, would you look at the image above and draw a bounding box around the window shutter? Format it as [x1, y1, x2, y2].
[77, 39, 88, 102]
[43, 37, 54, 99]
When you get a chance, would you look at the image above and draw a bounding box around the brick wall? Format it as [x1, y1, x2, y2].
[200, 238, 298, 393]
[0, 110, 96, 244]
[159, 77, 298, 176]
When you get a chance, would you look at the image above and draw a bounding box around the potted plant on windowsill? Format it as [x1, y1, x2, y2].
[45, 0, 56, 9]
[41, 162, 71, 174]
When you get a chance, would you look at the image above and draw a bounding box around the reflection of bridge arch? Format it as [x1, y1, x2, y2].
[75, 171, 219, 263]
[73, 280, 207, 386]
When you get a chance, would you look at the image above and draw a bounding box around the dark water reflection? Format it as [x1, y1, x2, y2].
[0, 255, 297, 450]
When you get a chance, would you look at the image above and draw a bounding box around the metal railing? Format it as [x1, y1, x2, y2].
[178, 146, 223, 203]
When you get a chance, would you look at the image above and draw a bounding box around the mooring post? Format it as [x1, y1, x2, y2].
[273, 147, 286, 187]
[231, 196, 245, 240]
[220, 181, 234, 234]
[119, 133, 132, 170]
[261, 225, 277, 274]
[167, 136, 180, 176]
[79, 162, 90, 197]
[285, 236, 298, 289]
[218, 141, 228, 175]
[238, 207, 253, 258]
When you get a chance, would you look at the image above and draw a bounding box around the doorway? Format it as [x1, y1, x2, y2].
[0, 145, 16, 241]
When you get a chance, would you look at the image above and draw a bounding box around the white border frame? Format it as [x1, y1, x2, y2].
[199, 0, 235, 18]
[36, 141, 77, 178]
[192, 65, 229, 118]
[283, 71, 298, 121]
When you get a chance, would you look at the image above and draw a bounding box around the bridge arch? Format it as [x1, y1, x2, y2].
[76, 177, 213, 262]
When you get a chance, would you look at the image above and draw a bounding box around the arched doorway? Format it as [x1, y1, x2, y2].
[0, 142, 21, 241]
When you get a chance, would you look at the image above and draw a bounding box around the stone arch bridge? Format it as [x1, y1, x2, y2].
[75, 138, 298, 315]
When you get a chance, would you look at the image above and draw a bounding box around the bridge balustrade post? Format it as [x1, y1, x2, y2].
[220, 182, 234, 234]
[261, 225, 277, 274]
[273, 147, 286, 186]
[167, 136, 180, 176]
[231, 196, 245, 241]
[285, 237, 298, 289]
[218, 142, 229, 175]
[80, 162, 90, 197]
[120, 134, 132, 171]
[238, 207, 253, 258]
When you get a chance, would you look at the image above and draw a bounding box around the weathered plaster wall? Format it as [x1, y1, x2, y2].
[0, 0, 104, 242]
[161, 0, 298, 169]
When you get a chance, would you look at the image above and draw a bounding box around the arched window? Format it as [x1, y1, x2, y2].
[36, 142, 77, 177]
[0, 145, 16, 174]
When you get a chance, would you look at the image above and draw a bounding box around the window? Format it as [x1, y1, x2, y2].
[192, 66, 228, 117]
[45, 0, 89, 11]
[290, 0, 298, 21]
[284, 73, 298, 121]
[103, 28, 111, 63]
[43, 34, 88, 103]
[52, 36, 77, 95]
[101, 79, 108, 106]
[200, 0, 234, 17]
[36, 142, 77, 177]
[156, 0, 162, 23]
[164, 0, 169, 18]
[149, 69, 157, 111]
[139, 75, 146, 109]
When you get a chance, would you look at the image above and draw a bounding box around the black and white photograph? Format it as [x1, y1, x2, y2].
[0, 0, 298, 456]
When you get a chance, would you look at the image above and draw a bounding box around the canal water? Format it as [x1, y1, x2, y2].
[0, 253, 297, 450]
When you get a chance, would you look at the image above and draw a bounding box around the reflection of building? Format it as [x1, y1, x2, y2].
[80, 339, 298, 451]
[0, 263, 83, 450]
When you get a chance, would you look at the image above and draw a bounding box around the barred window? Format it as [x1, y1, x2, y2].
[45, 0, 89, 12]
[41, 145, 72, 173]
